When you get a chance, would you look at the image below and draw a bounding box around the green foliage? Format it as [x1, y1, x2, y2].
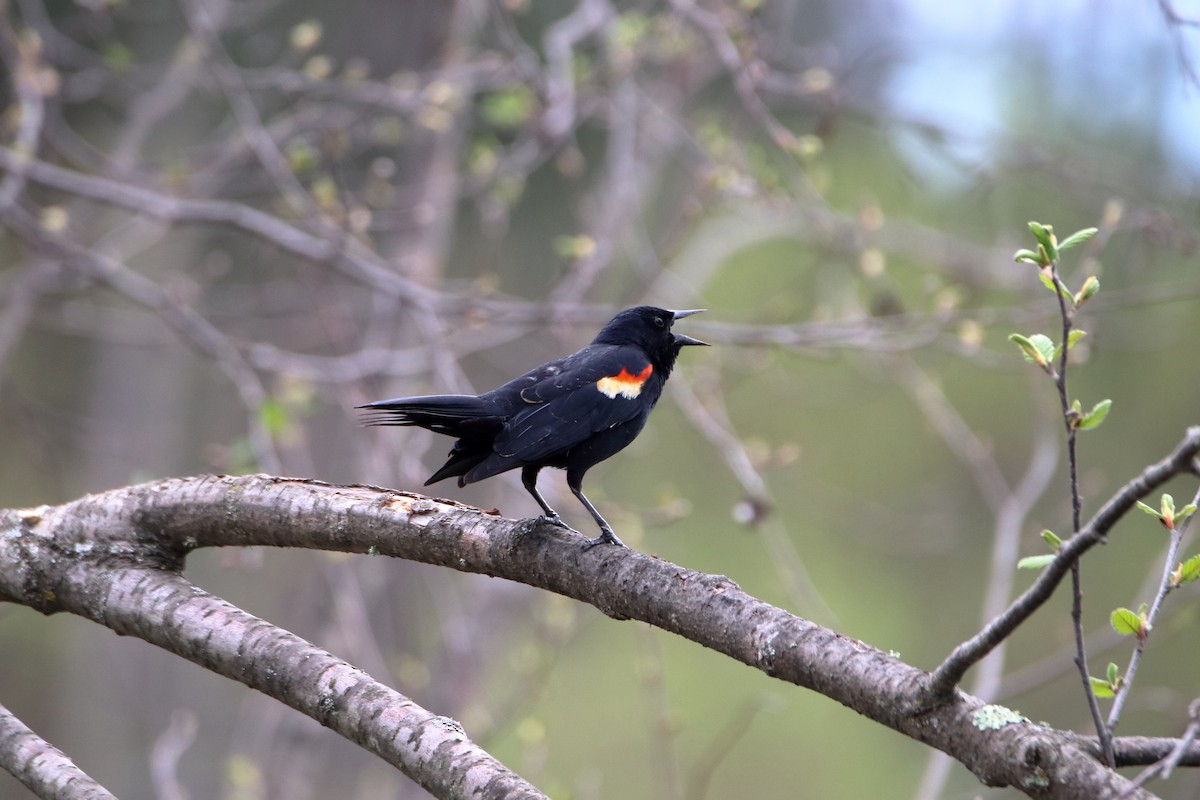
[481, 86, 537, 129]
[1172, 554, 1200, 587]
[1089, 663, 1122, 699]
[1008, 333, 1055, 368]
[1057, 227, 1098, 254]
[286, 140, 319, 175]
[1007, 313, 1090, 375]
[1012, 248, 1042, 266]
[1072, 398, 1111, 431]
[1028, 221, 1058, 264]
[1017, 531, 1061, 571]
[1014, 223, 1097, 268]
[1135, 493, 1198, 531]
[259, 398, 291, 437]
[553, 234, 597, 260]
[1060, 329, 1087, 357]
[1012, 222, 1101, 310]
[102, 42, 135, 75]
[613, 10, 652, 50]
[1037, 270, 1071, 301]
[1073, 275, 1100, 307]
[1110, 607, 1148, 639]
[1010, 222, 1111, 439]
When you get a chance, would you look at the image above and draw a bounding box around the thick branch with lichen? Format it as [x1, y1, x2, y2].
[6, 471, 1198, 799]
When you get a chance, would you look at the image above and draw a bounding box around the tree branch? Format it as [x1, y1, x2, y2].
[926, 425, 1200, 702]
[0, 700, 117, 800]
[0, 474, 1176, 799]
[0, 495, 547, 800]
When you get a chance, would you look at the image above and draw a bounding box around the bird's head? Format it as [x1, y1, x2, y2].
[594, 306, 709, 369]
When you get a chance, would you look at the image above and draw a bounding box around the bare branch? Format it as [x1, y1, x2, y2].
[0, 205, 284, 472]
[0, 700, 118, 800]
[1121, 700, 1200, 792]
[0, 475, 1171, 799]
[0, 14, 46, 212]
[542, 0, 614, 141]
[1, 495, 546, 800]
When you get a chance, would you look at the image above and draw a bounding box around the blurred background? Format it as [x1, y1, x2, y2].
[2, 0, 1200, 798]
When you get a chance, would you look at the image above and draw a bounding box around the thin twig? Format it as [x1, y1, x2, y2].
[1043, 259, 1114, 765]
[925, 425, 1200, 702]
[1121, 698, 1200, 796]
[895, 356, 1057, 800]
[0, 14, 46, 212]
[671, 369, 838, 622]
[1107, 484, 1200, 734]
[0, 205, 284, 472]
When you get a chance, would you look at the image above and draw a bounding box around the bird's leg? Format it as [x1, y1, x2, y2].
[567, 473, 627, 549]
[522, 465, 570, 530]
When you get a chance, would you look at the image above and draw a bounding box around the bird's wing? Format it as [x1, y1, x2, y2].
[491, 346, 656, 462]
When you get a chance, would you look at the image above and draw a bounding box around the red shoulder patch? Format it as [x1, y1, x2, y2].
[596, 364, 653, 399]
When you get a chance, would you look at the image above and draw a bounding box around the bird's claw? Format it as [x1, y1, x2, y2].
[581, 528, 627, 551]
[535, 514, 571, 531]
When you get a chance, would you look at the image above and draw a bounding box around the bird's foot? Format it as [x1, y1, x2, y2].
[581, 527, 627, 551]
[535, 513, 572, 531]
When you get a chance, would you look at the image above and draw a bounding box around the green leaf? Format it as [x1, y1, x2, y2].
[1040, 529, 1062, 549]
[1018, 554, 1056, 570]
[1106, 662, 1120, 684]
[1028, 221, 1058, 262]
[1008, 333, 1055, 367]
[1077, 399, 1112, 431]
[1110, 607, 1142, 636]
[1161, 494, 1176, 517]
[1036, 270, 1075, 304]
[1029, 334, 1056, 365]
[1177, 503, 1198, 524]
[1136, 500, 1163, 519]
[1014, 248, 1045, 266]
[285, 141, 319, 175]
[1090, 677, 1116, 699]
[1073, 275, 1100, 307]
[613, 10, 651, 48]
[481, 86, 537, 129]
[259, 398, 290, 437]
[1177, 554, 1200, 585]
[553, 234, 597, 260]
[102, 42, 135, 75]
[1058, 227, 1098, 253]
[1053, 331, 1088, 364]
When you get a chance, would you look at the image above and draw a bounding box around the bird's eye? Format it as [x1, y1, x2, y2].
[654, 316, 666, 328]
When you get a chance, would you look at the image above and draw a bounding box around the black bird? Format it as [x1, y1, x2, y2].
[359, 306, 708, 548]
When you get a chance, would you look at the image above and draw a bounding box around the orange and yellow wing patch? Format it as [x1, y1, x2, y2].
[596, 365, 653, 399]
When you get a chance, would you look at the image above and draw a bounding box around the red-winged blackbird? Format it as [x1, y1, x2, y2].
[359, 306, 708, 548]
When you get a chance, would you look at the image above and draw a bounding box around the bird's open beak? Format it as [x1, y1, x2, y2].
[669, 308, 709, 346]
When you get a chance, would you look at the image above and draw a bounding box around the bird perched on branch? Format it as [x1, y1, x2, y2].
[359, 306, 708, 548]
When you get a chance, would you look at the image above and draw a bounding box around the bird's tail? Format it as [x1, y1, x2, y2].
[356, 395, 491, 437]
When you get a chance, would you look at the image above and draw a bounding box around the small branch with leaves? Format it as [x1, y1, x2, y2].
[931, 221, 1200, 792]
[1013, 221, 1116, 764]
